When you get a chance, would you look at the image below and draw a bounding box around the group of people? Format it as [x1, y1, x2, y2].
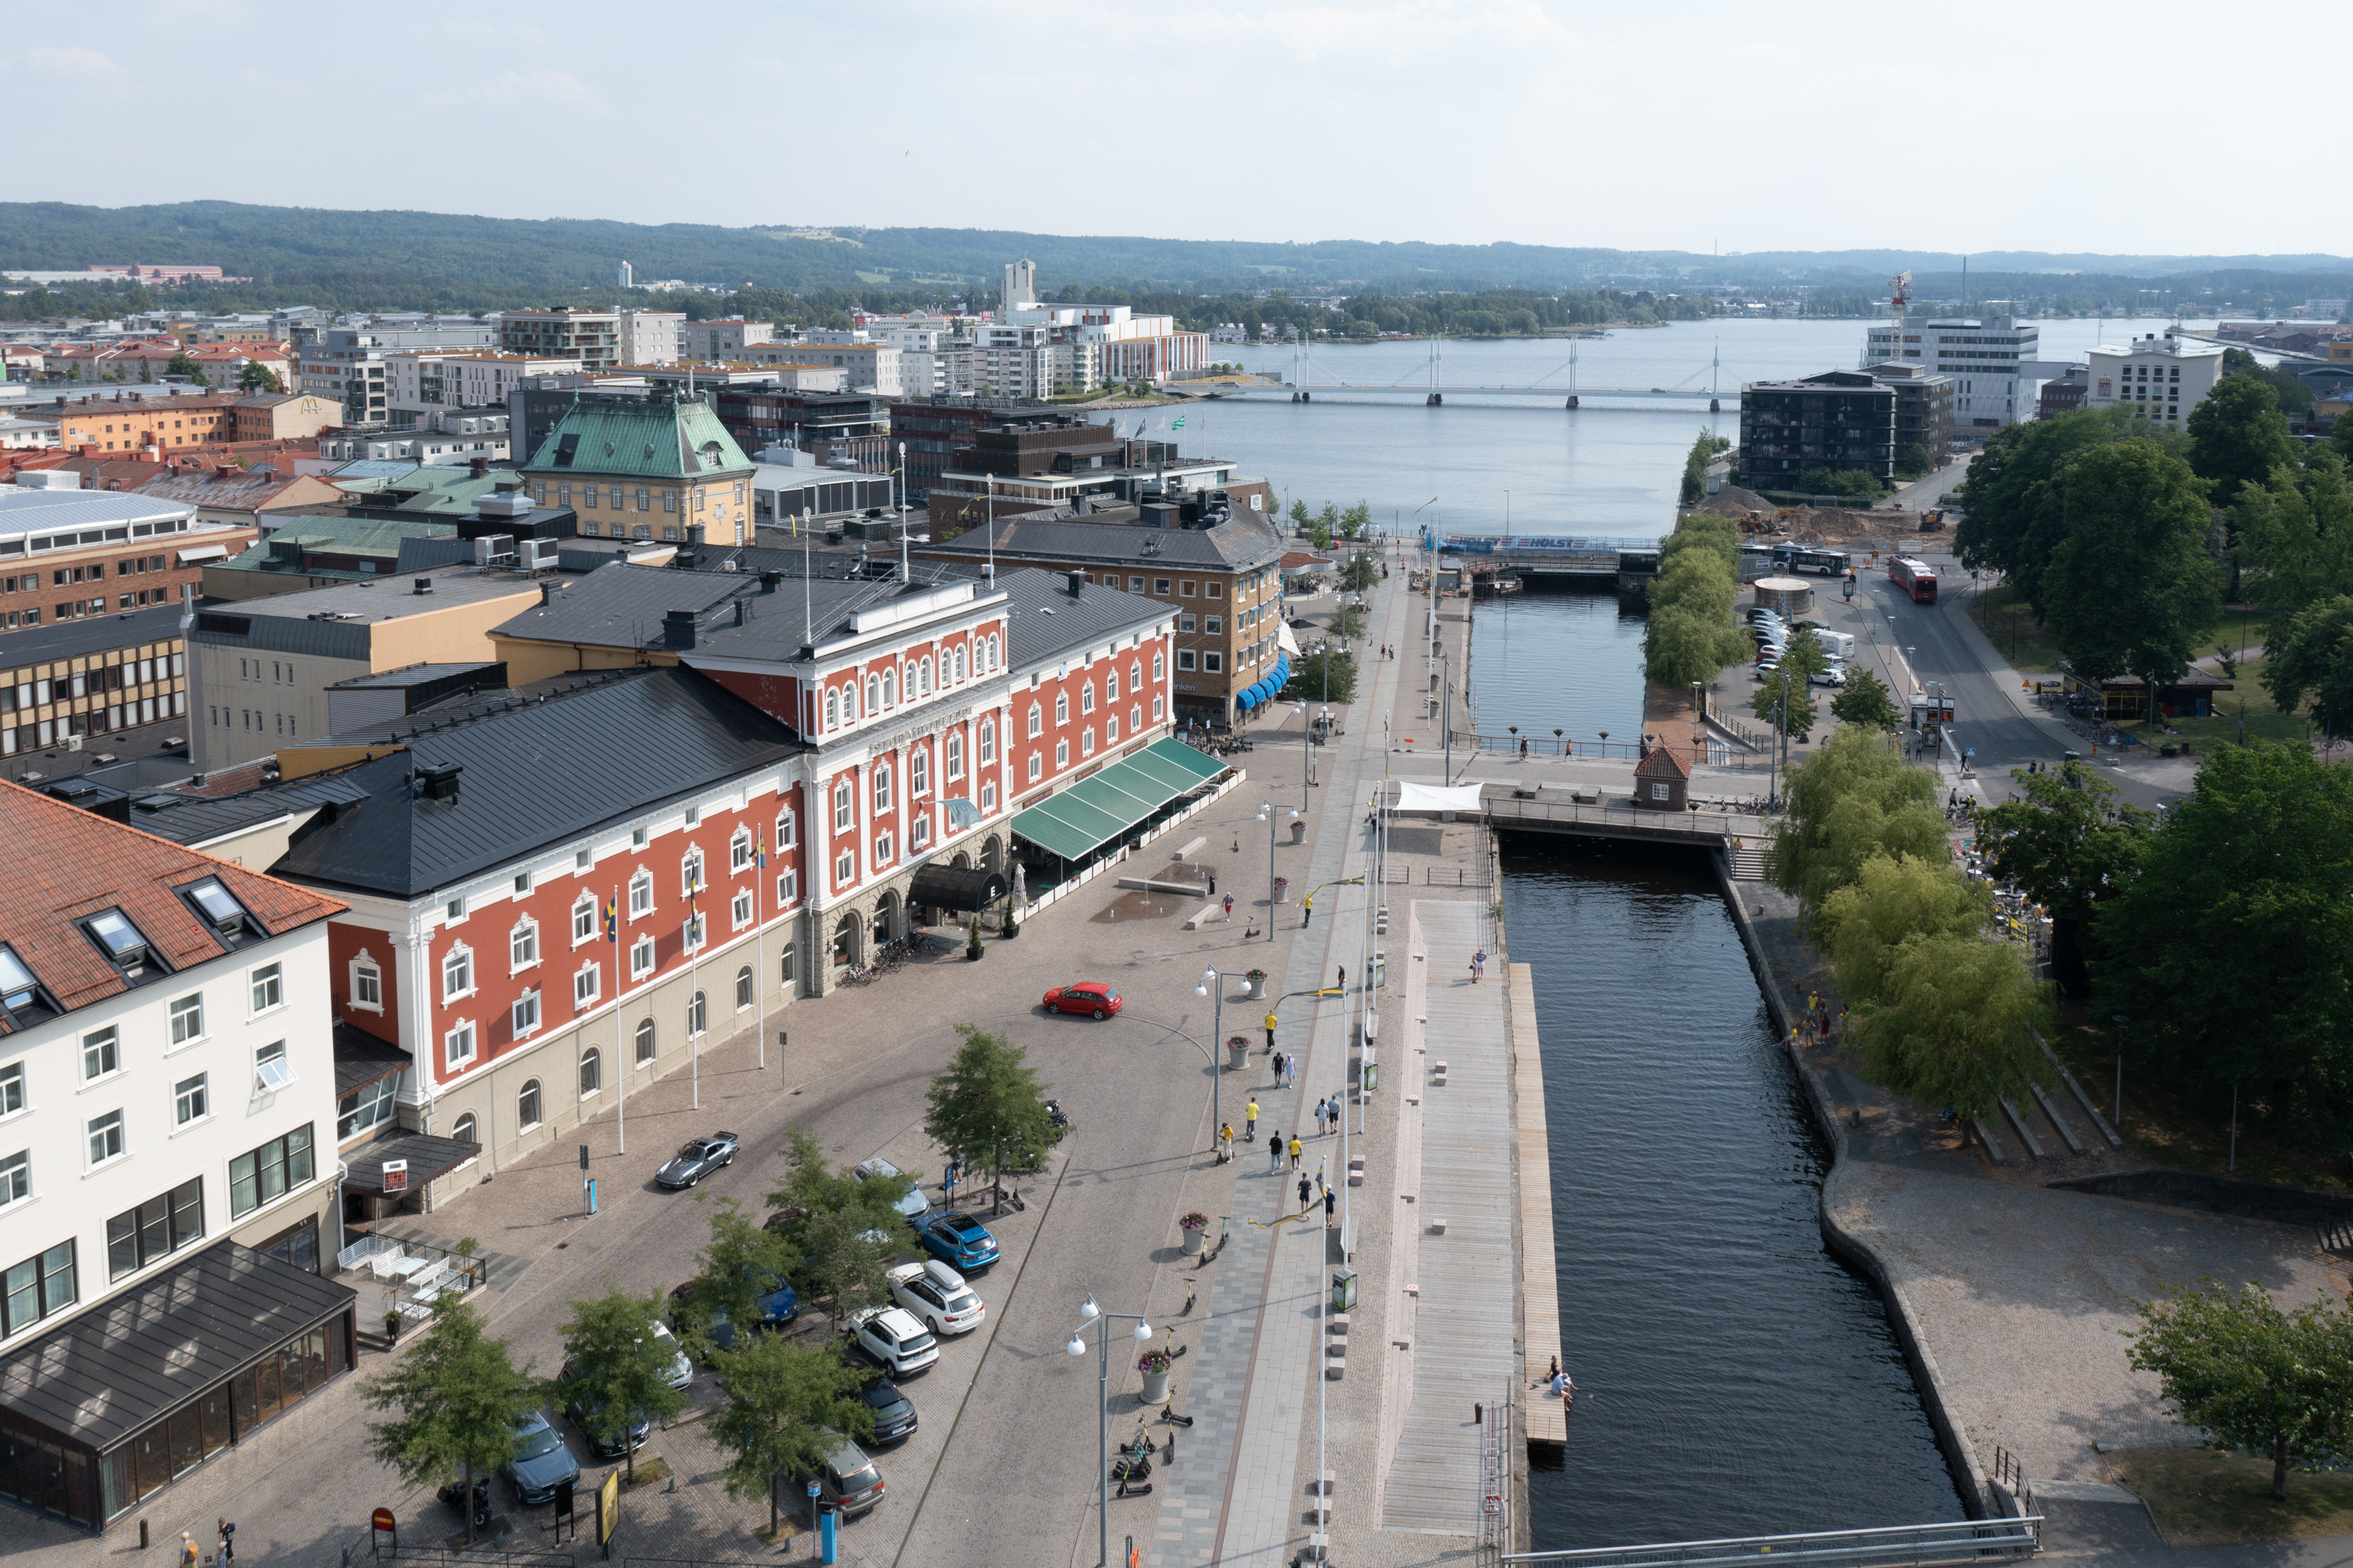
[1793, 989, 1843, 1049]
[1467, 947, 1488, 984]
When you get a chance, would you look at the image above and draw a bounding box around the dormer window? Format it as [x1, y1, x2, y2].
[85, 909, 155, 975]
[184, 876, 253, 940]
[0, 945, 45, 1020]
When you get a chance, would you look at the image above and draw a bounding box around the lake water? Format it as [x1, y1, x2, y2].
[1195, 320, 2168, 1543]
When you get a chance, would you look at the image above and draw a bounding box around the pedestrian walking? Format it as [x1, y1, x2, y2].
[1324, 1188, 1337, 1226]
[1289, 1134, 1303, 1170]
[1468, 958, 1480, 985]
[1269, 1133, 1284, 1174]
[180, 1535, 199, 1568]
[1209, 874, 1217, 896]
[1246, 1097, 1260, 1138]
[1302, 898, 1314, 929]
[1265, 1012, 1278, 1053]
[1224, 893, 1235, 919]
[1286, 1055, 1297, 1088]
[1219, 1123, 1234, 1162]
[1337, 965, 1346, 991]
[1298, 1174, 1313, 1212]
[217, 1520, 235, 1565]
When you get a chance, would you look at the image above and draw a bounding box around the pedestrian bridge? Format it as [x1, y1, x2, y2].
[1473, 789, 1770, 853]
[1504, 1518, 2043, 1568]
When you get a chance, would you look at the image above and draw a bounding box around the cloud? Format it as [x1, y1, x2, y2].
[446, 19, 548, 43]
[427, 69, 605, 113]
[21, 45, 129, 79]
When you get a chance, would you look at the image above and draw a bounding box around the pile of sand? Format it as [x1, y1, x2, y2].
[1697, 486, 1774, 516]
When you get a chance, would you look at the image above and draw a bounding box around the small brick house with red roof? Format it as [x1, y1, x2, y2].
[1632, 735, 1690, 811]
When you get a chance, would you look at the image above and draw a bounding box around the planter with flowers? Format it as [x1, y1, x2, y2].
[1180, 1211, 1210, 1256]
[1137, 1347, 1173, 1404]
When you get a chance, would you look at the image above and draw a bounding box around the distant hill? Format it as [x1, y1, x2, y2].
[4, 202, 2348, 302]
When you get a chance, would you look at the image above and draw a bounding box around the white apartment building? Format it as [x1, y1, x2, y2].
[973, 322, 1060, 398]
[386, 351, 581, 422]
[0, 782, 355, 1530]
[681, 318, 774, 362]
[497, 311, 621, 373]
[300, 320, 500, 425]
[1863, 316, 2042, 428]
[2086, 332, 2228, 425]
[766, 343, 902, 397]
[617, 309, 684, 367]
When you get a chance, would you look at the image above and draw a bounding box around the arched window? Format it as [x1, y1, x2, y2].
[1105, 668, 1119, 700]
[1131, 659, 1143, 692]
[635, 1018, 656, 1064]
[980, 719, 995, 766]
[518, 1079, 542, 1130]
[1055, 692, 1070, 725]
[687, 991, 707, 1035]
[736, 966, 755, 1008]
[919, 657, 933, 695]
[867, 675, 882, 713]
[825, 689, 839, 729]
[953, 646, 967, 682]
[882, 668, 896, 707]
[911, 748, 929, 795]
[945, 732, 963, 780]
[988, 634, 1000, 669]
[1027, 702, 1043, 738]
[1152, 650, 1165, 682]
[452, 1112, 478, 1145]
[579, 1048, 601, 1097]
[873, 763, 893, 813]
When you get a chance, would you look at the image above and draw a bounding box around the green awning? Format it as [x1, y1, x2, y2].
[1010, 737, 1231, 862]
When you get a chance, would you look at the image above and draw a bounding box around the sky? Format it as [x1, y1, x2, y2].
[0, 0, 2334, 258]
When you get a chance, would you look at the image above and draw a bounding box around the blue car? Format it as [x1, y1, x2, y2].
[915, 1212, 999, 1273]
[669, 1275, 800, 1355]
[500, 1411, 581, 1507]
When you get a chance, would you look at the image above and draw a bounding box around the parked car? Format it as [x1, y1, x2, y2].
[915, 1212, 1000, 1273]
[668, 1272, 798, 1353]
[649, 1319, 694, 1389]
[798, 1434, 886, 1519]
[560, 1366, 650, 1461]
[860, 1377, 919, 1446]
[1809, 666, 1848, 688]
[854, 1157, 932, 1223]
[853, 1305, 940, 1377]
[1042, 981, 1122, 1018]
[499, 1412, 581, 1507]
[887, 1259, 986, 1336]
[655, 1133, 740, 1189]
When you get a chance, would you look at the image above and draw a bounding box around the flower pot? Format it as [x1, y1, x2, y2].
[1274, 879, 1291, 904]
[968, 944, 985, 961]
[1183, 1226, 1206, 1256]
[1139, 1366, 1172, 1404]
[1227, 1039, 1250, 1070]
[1244, 974, 1267, 999]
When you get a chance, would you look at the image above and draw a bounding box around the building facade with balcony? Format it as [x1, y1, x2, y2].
[1737, 370, 1897, 491]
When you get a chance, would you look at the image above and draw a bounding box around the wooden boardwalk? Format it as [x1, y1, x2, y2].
[1380, 901, 1520, 1533]
[1511, 962, 1566, 1445]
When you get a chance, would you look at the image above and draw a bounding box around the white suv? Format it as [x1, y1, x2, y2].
[853, 1305, 940, 1377]
[887, 1260, 987, 1336]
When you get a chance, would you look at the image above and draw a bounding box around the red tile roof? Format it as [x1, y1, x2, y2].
[0, 780, 346, 1032]
[1635, 742, 1690, 780]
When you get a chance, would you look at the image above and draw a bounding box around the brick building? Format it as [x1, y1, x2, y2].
[0, 487, 253, 638]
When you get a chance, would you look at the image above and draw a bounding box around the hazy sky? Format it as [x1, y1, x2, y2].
[1, 0, 2333, 257]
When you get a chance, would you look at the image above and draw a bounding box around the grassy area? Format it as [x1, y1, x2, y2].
[1968, 584, 2067, 674]
[2108, 1446, 2353, 1545]
[2046, 1010, 2353, 1194]
[2155, 655, 2314, 751]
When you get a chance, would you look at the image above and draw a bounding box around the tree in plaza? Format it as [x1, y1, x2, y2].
[2189, 373, 2297, 511]
[2091, 742, 2353, 1146]
[361, 1296, 541, 1546]
[1829, 668, 1901, 733]
[2262, 594, 2353, 733]
[1953, 406, 2153, 615]
[2233, 453, 2353, 612]
[1977, 766, 2155, 997]
[1769, 726, 1947, 922]
[1340, 552, 1377, 593]
[2127, 1280, 2353, 1501]
[558, 1286, 690, 1482]
[1844, 929, 2052, 1123]
[1339, 501, 1371, 539]
[710, 1333, 872, 1536]
[674, 1197, 798, 1359]
[1312, 503, 1339, 551]
[1281, 647, 1357, 704]
[1751, 664, 1817, 745]
[238, 359, 283, 393]
[1287, 498, 1312, 533]
[2040, 439, 2224, 697]
[923, 1024, 1060, 1214]
[765, 1128, 911, 1330]
[1816, 852, 1996, 1008]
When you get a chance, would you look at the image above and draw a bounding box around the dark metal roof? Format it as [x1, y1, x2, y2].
[330, 662, 504, 691]
[129, 770, 374, 848]
[927, 511, 1286, 573]
[493, 561, 758, 653]
[996, 567, 1173, 668]
[268, 667, 805, 898]
[0, 604, 185, 674]
[333, 1020, 410, 1099]
[344, 1132, 478, 1195]
[0, 1242, 355, 1453]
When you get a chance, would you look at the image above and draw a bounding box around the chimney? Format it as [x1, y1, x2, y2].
[413, 762, 464, 802]
[413, 577, 434, 595]
[663, 609, 698, 649]
[1067, 570, 1083, 598]
[469, 456, 489, 478]
[760, 569, 782, 594]
[215, 463, 239, 479]
[733, 598, 748, 626]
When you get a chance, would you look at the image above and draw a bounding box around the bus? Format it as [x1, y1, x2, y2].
[1771, 544, 1850, 577]
[1889, 556, 1938, 602]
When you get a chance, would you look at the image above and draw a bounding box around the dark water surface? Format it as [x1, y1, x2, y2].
[1502, 840, 1964, 1545]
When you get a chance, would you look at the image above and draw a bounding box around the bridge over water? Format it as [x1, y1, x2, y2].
[1239, 338, 1740, 408]
[1431, 533, 1664, 590]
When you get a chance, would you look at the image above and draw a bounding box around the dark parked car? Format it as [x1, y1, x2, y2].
[560, 1358, 653, 1459]
[915, 1212, 999, 1273]
[860, 1377, 918, 1446]
[656, 1132, 740, 1189]
[668, 1274, 799, 1354]
[499, 1412, 581, 1507]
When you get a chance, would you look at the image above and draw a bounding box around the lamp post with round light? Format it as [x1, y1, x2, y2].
[1255, 802, 1295, 937]
[1067, 1296, 1153, 1566]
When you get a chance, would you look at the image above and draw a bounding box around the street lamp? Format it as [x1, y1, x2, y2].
[1299, 701, 1311, 809]
[1197, 968, 1235, 1156]
[1067, 1296, 1154, 1568]
[1255, 802, 1295, 939]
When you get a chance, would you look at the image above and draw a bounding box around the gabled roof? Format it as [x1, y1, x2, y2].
[0, 780, 346, 1033]
[1635, 744, 1691, 780]
[268, 667, 805, 899]
[928, 510, 1285, 573]
[522, 391, 754, 481]
[133, 469, 344, 510]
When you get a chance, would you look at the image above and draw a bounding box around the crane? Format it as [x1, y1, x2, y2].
[1886, 271, 1912, 364]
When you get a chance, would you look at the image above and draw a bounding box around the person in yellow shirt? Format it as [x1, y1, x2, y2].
[1246, 1098, 1260, 1139]
[1288, 1134, 1303, 1170]
[1265, 1011, 1278, 1052]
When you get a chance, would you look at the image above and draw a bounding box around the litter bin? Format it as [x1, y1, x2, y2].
[1330, 1271, 1358, 1313]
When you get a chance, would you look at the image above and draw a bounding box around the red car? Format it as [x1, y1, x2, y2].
[1042, 982, 1122, 1019]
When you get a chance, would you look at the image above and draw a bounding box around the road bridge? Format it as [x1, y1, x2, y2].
[1431, 533, 1663, 591]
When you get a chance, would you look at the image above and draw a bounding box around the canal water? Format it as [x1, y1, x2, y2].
[1190, 321, 2169, 1541]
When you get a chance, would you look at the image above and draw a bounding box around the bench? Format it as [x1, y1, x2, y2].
[409, 1260, 455, 1303]
[1170, 836, 1208, 861]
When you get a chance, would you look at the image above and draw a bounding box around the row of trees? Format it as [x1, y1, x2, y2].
[367, 1028, 1063, 1540]
[1642, 508, 1753, 689]
[1771, 729, 2053, 1123]
[1287, 499, 1372, 549]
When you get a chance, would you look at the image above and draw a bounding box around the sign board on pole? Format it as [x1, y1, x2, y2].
[380, 1159, 408, 1195]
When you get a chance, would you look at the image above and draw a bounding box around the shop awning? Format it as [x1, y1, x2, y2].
[344, 1132, 479, 1196]
[0, 1240, 354, 1454]
[176, 544, 230, 565]
[1010, 737, 1230, 861]
[907, 863, 1009, 912]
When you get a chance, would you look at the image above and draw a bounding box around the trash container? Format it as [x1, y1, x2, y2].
[1330, 1271, 1358, 1312]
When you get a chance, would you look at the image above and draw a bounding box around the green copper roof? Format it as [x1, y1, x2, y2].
[523, 392, 755, 482]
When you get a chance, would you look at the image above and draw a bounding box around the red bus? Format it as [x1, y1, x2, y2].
[1889, 556, 1937, 602]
